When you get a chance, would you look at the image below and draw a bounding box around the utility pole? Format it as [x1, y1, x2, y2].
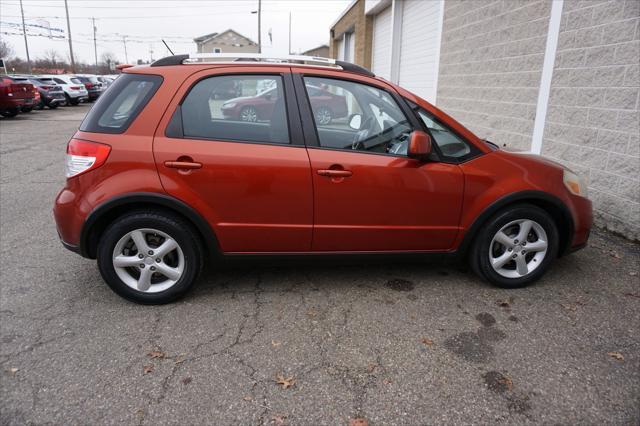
[19, 0, 31, 73]
[149, 44, 154, 63]
[122, 35, 129, 63]
[64, 0, 76, 72]
[288, 12, 292, 55]
[92, 17, 98, 71]
[258, 0, 261, 53]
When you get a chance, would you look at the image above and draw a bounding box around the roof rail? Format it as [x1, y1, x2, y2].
[150, 53, 375, 77]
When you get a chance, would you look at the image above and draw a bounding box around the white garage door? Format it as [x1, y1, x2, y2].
[398, 0, 442, 103]
[371, 6, 392, 80]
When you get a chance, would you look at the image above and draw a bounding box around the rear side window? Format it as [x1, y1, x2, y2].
[178, 75, 289, 145]
[53, 78, 65, 84]
[80, 74, 162, 134]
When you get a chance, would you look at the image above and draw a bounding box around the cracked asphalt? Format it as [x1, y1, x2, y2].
[1, 105, 639, 425]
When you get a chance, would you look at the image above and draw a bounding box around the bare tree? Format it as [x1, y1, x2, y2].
[0, 40, 14, 59]
[41, 49, 60, 66]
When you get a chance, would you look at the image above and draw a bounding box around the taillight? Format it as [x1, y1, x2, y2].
[70, 86, 81, 90]
[65, 139, 111, 178]
[85, 83, 94, 89]
[41, 85, 52, 90]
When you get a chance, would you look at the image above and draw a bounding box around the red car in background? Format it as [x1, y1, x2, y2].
[0, 76, 35, 117]
[221, 84, 348, 124]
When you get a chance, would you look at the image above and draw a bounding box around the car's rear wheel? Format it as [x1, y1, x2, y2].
[35, 100, 45, 110]
[48, 103, 58, 109]
[470, 204, 559, 288]
[21, 107, 32, 113]
[97, 212, 203, 304]
[315, 106, 332, 125]
[240, 106, 258, 122]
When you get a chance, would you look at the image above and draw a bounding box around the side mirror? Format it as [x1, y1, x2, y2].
[348, 113, 362, 130]
[407, 130, 433, 161]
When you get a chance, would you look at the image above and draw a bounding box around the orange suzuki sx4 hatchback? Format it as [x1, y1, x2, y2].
[53, 54, 592, 304]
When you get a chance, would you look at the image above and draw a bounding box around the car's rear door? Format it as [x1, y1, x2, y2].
[153, 67, 313, 253]
[292, 69, 464, 252]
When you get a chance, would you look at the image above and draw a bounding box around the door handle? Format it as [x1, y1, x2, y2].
[317, 169, 353, 178]
[164, 160, 202, 170]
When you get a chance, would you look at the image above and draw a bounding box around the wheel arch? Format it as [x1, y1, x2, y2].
[80, 192, 220, 259]
[459, 190, 574, 258]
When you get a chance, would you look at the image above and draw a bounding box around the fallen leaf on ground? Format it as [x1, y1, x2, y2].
[143, 365, 154, 374]
[271, 340, 281, 347]
[608, 352, 624, 361]
[243, 395, 253, 401]
[271, 414, 287, 425]
[629, 271, 638, 276]
[349, 417, 368, 426]
[560, 303, 577, 312]
[499, 375, 513, 391]
[174, 355, 186, 364]
[497, 300, 510, 308]
[182, 377, 192, 385]
[421, 338, 434, 347]
[383, 378, 392, 385]
[367, 363, 377, 373]
[624, 293, 640, 299]
[148, 350, 165, 359]
[8, 368, 18, 374]
[275, 374, 295, 389]
[306, 308, 318, 318]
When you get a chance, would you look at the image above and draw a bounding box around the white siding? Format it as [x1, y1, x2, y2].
[371, 6, 392, 80]
[397, 0, 442, 103]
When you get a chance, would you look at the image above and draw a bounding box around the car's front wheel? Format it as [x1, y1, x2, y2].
[240, 106, 258, 122]
[97, 212, 203, 304]
[470, 204, 559, 288]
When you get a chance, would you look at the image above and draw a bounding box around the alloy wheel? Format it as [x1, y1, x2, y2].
[489, 219, 548, 279]
[112, 228, 185, 293]
[315, 107, 332, 125]
[240, 106, 258, 122]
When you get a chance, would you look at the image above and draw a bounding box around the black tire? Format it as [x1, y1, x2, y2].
[35, 100, 45, 110]
[97, 211, 204, 304]
[0, 108, 19, 118]
[21, 107, 32, 113]
[469, 204, 559, 288]
[48, 103, 58, 110]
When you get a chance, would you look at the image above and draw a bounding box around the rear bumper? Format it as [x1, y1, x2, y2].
[0, 98, 27, 109]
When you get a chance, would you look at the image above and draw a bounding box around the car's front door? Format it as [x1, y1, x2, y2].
[294, 72, 464, 252]
[154, 69, 313, 253]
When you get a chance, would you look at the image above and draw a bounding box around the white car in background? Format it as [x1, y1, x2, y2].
[41, 75, 88, 106]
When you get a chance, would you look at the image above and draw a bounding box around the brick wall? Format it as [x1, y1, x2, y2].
[436, 0, 552, 151]
[330, 0, 373, 68]
[542, 0, 639, 240]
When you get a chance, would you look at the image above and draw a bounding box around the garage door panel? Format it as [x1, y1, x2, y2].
[371, 6, 392, 80]
[398, 0, 443, 103]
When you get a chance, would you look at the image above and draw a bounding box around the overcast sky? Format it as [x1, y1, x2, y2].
[0, 0, 350, 64]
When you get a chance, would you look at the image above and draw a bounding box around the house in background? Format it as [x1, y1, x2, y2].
[194, 29, 259, 54]
[301, 44, 330, 58]
[330, 0, 639, 240]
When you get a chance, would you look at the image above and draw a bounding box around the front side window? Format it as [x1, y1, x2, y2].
[303, 77, 412, 156]
[180, 75, 289, 145]
[80, 74, 162, 134]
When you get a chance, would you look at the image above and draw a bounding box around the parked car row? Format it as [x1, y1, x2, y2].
[0, 74, 118, 118]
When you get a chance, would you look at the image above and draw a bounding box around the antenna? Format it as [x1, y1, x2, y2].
[162, 39, 174, 55]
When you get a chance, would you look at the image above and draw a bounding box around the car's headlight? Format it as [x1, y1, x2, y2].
[222, 102, 236, 108]
[563, 169, 588, 198]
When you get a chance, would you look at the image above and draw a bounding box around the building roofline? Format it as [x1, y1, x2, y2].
[330, 0, 358, 29]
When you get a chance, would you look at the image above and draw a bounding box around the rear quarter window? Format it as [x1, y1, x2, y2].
[79, 74, 162, 134]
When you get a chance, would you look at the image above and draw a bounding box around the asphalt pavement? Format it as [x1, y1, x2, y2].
[1, 105, 639, 425]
